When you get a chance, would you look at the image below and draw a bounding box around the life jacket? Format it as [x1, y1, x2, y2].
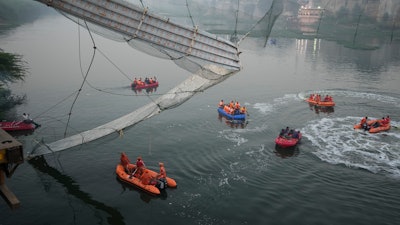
[240, 107, 246, 114]
[120, 153, 130, 167]
[224, 105, 230, 113]
[235, 102, 240, 109]
[136, 159, 145, 168]
[229, 107, 234, 114]
[360, 117, 367, 125]
[381, 119, 388, 125]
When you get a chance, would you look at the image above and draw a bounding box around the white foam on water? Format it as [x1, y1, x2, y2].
[302, 116, 400, 178]
[219, 123, 269, 146]
[253, 94, 300, 115]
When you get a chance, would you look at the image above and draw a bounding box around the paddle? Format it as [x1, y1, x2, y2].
[129, 168, 137, 179]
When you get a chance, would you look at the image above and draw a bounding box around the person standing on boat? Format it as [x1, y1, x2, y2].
[120, 152, 131, 173]
[136, 156, 146, 176]
[22, 113, 41, 128]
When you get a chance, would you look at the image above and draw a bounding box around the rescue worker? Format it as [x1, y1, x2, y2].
[219, 100, 224, 108]
[157, 162, 166, 179]
[120, 152, 131, 173]
[235, 101, 240, 110]
[240, 106, 247, 114]
[135, 156, 146, 177]
[229, 100, 234, 108]
[383, 115, 390, 125]
[360, 116, 368, 130]
[156, 162, 168, 189]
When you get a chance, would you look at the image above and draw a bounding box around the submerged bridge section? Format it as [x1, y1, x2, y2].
[35, 0, 241, 71]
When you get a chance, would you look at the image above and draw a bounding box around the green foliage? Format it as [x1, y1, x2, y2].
[0, 49, 27, 84]
[0, 49, 27, 112]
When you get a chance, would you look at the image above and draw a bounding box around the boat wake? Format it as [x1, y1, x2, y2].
[218, 124, 268, 146]
[302, 116, 400, 178]
[253, 94, 300, 115]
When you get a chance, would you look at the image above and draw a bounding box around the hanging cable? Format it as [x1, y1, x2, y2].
[231, 0, 240, 43]
[34, 91, 78, 120]
[64, 20, 97, 138]
[185, 0, 196, 28]
[353, 0, 369, 45]
[139, 0, 145, 9]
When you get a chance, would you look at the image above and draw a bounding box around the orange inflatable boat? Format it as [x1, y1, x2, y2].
[116, 163, 177, 195]
[306, 98, 335, 107]
[354, 119, 391, 133]
[116, 153, 177, 195]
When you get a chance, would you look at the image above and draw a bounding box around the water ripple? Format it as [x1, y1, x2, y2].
[302, 116, 400, 178]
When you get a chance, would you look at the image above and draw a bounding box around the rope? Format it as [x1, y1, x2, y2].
[34, 91, 78, 120]
[231, 0, 240, 42]
[185, 0, 196, 28]
[134, 7, 148, 38]
[237, 0, 283, 46]
[187, 26, 198, 55]
[64, 20, 96, 138]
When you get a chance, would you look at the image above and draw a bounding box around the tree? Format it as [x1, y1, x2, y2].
[0, 49, 27, 114]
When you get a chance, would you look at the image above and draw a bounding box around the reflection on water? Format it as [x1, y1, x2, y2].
[28, 156, 125, 225]
[274, 144, 300, 158]
[308, 104, 335, 115]
[115, 178, 167, 203]
[217, 114, 249, 129]
[4, 129, 35, 138]
[131, 87, 158, 95]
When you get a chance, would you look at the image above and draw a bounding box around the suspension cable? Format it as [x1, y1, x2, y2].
[64, 20, 96, 138]
[185, 0, 196, 28]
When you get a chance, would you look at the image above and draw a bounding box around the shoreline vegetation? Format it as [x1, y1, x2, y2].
[0, 49, 27, 119]
[0, 1, 47, 119]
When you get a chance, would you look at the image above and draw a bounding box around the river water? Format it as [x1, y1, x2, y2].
[1, 14, 400, 225]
